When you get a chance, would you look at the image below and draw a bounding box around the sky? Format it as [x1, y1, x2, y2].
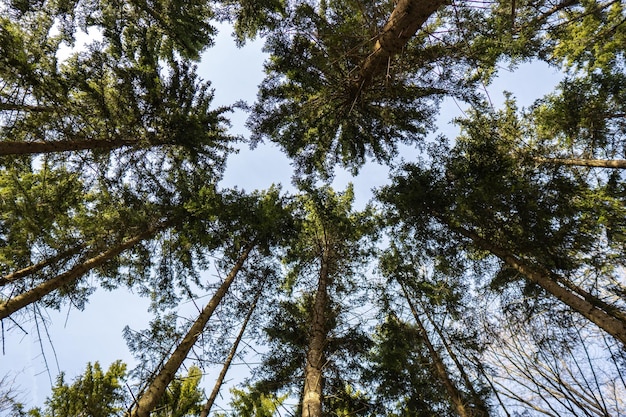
[0, 19, 565, 413]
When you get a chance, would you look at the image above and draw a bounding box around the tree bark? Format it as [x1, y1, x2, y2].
[0, 244, 86, 287]
[534, 157, 626, 169]
[0, 138, 143, 156]
[0, 103, 50, 112]
[400, 282, 471, 417]
[424, 307, 474, 391]
[420, 302, 490, 417]
[0, 222, 167, 319]
[449, 223, 626, 347]
[199, 284, 263, 417]
[352, 0, 448, 96]
[130, 242, 255, 417]
[302, 249, 331, 417]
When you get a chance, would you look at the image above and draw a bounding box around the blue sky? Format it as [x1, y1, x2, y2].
[1, 21, 565, 412]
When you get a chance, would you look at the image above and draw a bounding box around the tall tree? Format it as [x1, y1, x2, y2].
[289, 185, 375, 417]
[248, 0, 487, 177]
[200, 283, 264, 417]
[27, 361, 205, 417]
[237, 185, 375, 417]
[129, 187, 294, 417]
[7, 0, 626, 415]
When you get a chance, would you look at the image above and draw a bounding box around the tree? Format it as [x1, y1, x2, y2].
[289, 185, 376, 417]
[6, 0, 626, 415]
[376, 236, 491, 417]
[216, 386, 287, 417]
[28, 361, 205, 417]
[130, 242, 254, 417]
[31, 361, 128, 417]
[0, 373, 27, 417]
[248, 0, 482, 177]
[481, 312, 626, 416]
[129, 187, 294, 417]
[200, 284, 264, 417]
[235, 186, 376, 417]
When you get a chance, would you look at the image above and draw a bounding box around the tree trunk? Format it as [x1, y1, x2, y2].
[130, 242, 255, 417]
[353, 0, 448, 95]
[450, 223, 626, 347]
[420, 302, 490, 417]
[0, 103, 50, 112]
[400, 282, 471, 417]
[200, 283, 263, 417]
[302, 250, 331, 417]
[534, 157, 626, 169]
[0, 244, 86, 287]
[0, 222, 166, 319]
[0, 138, 142, 156]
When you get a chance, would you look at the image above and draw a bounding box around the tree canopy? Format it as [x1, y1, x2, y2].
[2, 0, 626, 416]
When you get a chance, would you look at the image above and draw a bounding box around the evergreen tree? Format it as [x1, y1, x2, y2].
[240, 185, 376, 417]
[5, 1, 626, 416]
[29, 361, 205, 417]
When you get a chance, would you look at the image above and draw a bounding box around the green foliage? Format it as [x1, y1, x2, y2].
[5, 1, 626, 416]
[31, 361, 128, 417]
[365, 315, 453, 417]
[248, 1, 479, 177]
[215, 0, 286, 45]
[0, 163, 87, 274]
[283, 184, 377, 289]
[28, 362, 204, 417]
[218, 386, 286, 417]
[153, 366, 204, 417]
[531, 72, 626, 156]
[551, 0, 626, 72]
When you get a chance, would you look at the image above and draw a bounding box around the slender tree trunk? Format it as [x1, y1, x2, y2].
[449, 223, 626, 346]
[0, 138, 142, 156]
[0, 103, 50, 112]
[0, 244, 86, 287]
[420, 302, 490, 417]
[534, 157, 626, 169]
[400, 282, 471, 417]
[130, 242, 255, 417]
[0, 222, 167, 319]
[302, 250, 331, 417]
[353, 0, 448, 95]
[200, 283, 263, 417]
[472, 354, 513, 417]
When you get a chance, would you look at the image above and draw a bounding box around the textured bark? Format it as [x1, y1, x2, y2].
[400, 282, 471, 417]
[535, 157, 626, 169]
[353, 0, 448, 94]
[0, 223, 166, 319]
[0, 138, 141, 156]
[200, 284, 262, 417]
[130, 242, 255, 417]
[450, 224, 626, 346]
[302, 250, 331, 417]
[0, 244, 85, 287]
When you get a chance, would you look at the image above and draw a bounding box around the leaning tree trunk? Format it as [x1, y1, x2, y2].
[199, 283, 263, 417]
[534, 157, 626, 169]
[449, 223, 626, 347]
[0, 244, 86, 287]
[130, 242, 255, 417]
[302, 249, 331, 417]
[400, 282, 471, 417]
[352, 0, 448, 96]
[0, 222, 167, 319]
[420, 300, 490, 417]
[0, 137, 146, 156]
